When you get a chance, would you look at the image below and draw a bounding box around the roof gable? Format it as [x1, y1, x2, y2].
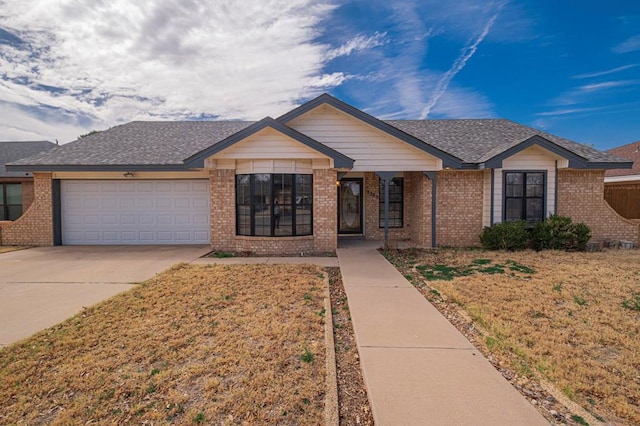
[184, 117, 354, 169]
[482, 135, 589, 168]
[278, 93, 462, 169]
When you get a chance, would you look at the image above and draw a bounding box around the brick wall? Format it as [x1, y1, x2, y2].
[312, 168, 337, 253]
[209, 169, 236, 252]
[558, 169, 639, 244]
[209, 168, 338, 255]
[408, 172, 432, 247]
[22, 180, 34, 210]
[436, 170, 484, 247]
[0, 173, 53, 246]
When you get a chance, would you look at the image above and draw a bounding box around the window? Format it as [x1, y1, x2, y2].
[379, 177, 403, 228]
[236, 174, 312, 237]
[0, 183, 22, 221]
[504, 172, 545, 223]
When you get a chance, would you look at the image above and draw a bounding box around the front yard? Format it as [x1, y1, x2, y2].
[385, 248, 640, 425]
[0, 264, 327, 425]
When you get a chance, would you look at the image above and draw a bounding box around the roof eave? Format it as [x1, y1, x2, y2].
[483, 135, 590, 169]
[4, 164, 189, 172]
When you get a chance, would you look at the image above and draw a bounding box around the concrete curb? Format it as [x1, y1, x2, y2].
[323, 274, 339, 426]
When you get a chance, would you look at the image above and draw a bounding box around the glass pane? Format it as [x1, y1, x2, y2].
[0, 185, 4, 203]
[296, 175, 312, 208]
[340, 181, 361, 233]
[236, 175, 250, 204]
[0, 208, 5, 220]
[505, 198, 522, 221]
[505, 183, 523, 197]
[526, 184, 543, 197]
[506, 173, 523, 185]
[8, 205, 22, 221]
[526, 199, 543, 222]
[296, 211, 312, 236]
[526, 173, 544, 185]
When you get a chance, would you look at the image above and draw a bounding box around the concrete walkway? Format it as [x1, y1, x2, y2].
[337, 240, 549, 425]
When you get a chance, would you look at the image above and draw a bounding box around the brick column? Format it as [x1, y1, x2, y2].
[312, 169, 337, 253]
[209, 169, 236, 251]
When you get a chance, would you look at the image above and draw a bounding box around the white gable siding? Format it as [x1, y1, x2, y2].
[492, 145, 558, 222]
[210, 128, 329, 161]
[288, 105, 440, 172]
[482, 169, 492, 227]
[235, 159, 313, 174]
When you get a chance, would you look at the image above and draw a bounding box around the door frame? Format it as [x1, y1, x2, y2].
[337, 178, 364, 235]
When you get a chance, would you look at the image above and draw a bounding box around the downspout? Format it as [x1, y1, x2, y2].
[490, 169, 495, 225]
[423, 171, 437, 248]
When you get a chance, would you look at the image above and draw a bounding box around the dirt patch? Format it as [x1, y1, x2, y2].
[0, 264, 327, 425]
[326, 267, 374, 425]
[385, 248, 640, 425]
[0, 246, 29, 254]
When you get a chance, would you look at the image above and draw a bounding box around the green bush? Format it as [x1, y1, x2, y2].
[531, 214, 591, 251]
[480, 221, 529, 251]
[480, 215, 591, 252]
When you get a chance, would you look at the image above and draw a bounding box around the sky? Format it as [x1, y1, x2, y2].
[0, 0, 639, 151]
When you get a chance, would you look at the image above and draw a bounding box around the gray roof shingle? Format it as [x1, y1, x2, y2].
[386, 119, 625, 164]
[7, 117, 626, 170]
[0, 141, 57, 177]
[8, 121, 254, 168]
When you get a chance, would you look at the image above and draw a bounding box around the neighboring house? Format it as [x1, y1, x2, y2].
[0, 141, 57, 222]
[604, 141, 640, 219]
[3, 94, 637, 252]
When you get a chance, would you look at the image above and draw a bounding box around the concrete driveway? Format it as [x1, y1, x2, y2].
[0, 245, 210, 347]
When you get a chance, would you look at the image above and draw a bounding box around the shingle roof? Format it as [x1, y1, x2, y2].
[6, 115, 628, 171]
[8, 121, 254, 169]
[0, 141, 57, 177]
[605, 141, 640, 177]
[386, 119, 626, 164]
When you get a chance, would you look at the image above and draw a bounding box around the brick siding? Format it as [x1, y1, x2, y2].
[209, 168, 338, 255]
[558, 169, 639, 244]
[0, 173, 54, 246]
[436, 170, 484, 247]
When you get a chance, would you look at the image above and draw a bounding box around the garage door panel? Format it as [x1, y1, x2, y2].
[61, 180, 210, 245]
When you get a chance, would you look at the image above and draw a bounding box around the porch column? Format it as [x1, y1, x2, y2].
[424, 171, 437, 248]
[375, 171, 398, 249]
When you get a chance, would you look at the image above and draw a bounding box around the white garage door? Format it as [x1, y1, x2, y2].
[61, 180, 210, 245]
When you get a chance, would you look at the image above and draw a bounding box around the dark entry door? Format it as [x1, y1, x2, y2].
[338, 179, 363, 234]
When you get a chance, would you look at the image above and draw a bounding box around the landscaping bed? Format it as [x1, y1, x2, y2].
[385, 248, 640, 425]
[0, 264, 327, 425]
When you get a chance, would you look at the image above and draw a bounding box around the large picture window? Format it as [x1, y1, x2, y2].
[379, 177, 403, 228]
[236, 174, 312, 237]
[504, 172, 545, 223]
[0, 183, 22, 221]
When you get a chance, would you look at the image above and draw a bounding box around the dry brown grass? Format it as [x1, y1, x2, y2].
[0, 264, 327, 425]
[387, 248, 640, 425]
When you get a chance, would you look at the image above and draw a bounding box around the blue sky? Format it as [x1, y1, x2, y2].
[0, 0, 639, 151]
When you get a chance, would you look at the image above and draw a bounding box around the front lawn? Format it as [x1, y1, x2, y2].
[0, 264, 326, 425]
[386, 248, 640, 425]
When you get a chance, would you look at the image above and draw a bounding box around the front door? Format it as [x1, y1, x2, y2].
[338, 178, 363, 234]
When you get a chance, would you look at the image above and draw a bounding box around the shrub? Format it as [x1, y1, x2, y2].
[480, 215, 591, 252]
[480, 221, 529, 251]
[531, 215, 591, 251]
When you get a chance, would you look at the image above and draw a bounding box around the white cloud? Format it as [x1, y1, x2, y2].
[0, 0, 344, 141]
[613, 35, 640, 53]
[419, 1, 506, 118]
[324, 32, 387, 61]
[572, 64, 639, 79]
